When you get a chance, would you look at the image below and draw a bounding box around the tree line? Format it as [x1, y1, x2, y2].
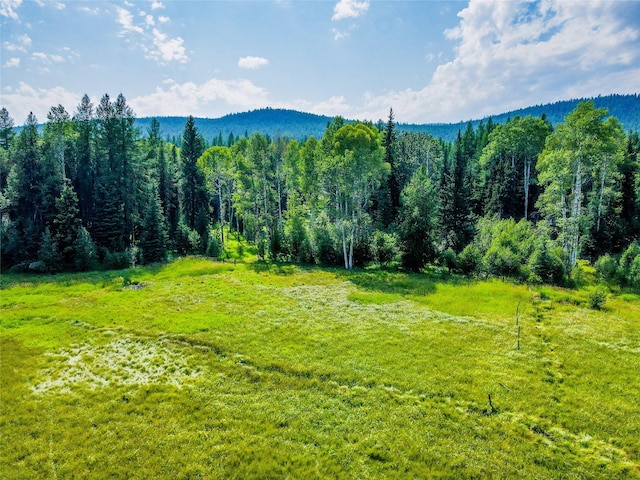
[1, 95, 639, 289]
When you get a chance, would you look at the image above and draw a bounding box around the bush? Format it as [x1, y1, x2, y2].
[206, 234, 222, 258]
[457, 244, 482, 277]
[103, 249, 131, 270]
[442, 248, 458, 274]
[594, 254, 618, 283]
[371, 231, 399, 266]
[588, 288, 608, 310]
[529, 245, 565, 285]
[74, 226, 97, 271]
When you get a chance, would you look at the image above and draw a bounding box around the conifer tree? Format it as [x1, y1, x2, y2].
[180, 116, 208, 240]
[52, 178, 82, 265]
[439, 131, 474, 252]
[139, 184, 167, 264]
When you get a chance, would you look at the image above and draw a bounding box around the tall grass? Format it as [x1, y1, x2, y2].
[1, 258, 638, 478]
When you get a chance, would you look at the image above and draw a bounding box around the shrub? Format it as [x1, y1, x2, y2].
[594, 254, 618, 283]
[588, 288, 608, 310]
[457, 244, 482, 277]
[371, 231, 399, 266]
[442, 248, 458, 274]
[529, 244, 565, 285]
[206, 234, 222, 258]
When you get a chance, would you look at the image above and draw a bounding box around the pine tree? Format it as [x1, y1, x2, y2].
[180, 116, 208, 237]
[139, 185, 167, 264]
[439, 131, 474, 252]
[53, 178, 82, 265]
[0, 107, 15, 151]
[73, 94, 96, 227]
[38, 227, 62, 272]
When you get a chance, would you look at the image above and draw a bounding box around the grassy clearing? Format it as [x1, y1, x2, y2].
[1, 257, 639, 478]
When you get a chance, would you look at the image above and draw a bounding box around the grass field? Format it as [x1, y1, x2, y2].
[1, 257, 639, 478]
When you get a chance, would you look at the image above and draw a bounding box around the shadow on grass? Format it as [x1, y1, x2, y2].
[335, 268, 438, 297]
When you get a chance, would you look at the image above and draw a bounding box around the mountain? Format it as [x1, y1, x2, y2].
[135, 108, 334, 144]
[398, 94, 640, 141]
[138, 93, 639, 143]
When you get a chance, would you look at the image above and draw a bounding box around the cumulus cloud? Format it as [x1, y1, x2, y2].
[148, 28, 187, 63]
[332, 0, 369, 21]
[150, 0, 164, 10]
[129, 78, 269, 117]
[238, 56, 269, 70]
[114, 5, 187, 64]
[115, 5, 144, 35]
[355, 0, 640, 123]
[0, 0, 22, 19]
[5, 57, 20, 68]
[0, 82, 80, 123]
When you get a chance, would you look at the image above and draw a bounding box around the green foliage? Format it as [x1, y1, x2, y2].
[528, 244, 566, 285]
[206, 232, 222, 258]
[594, 254, 619, 283]
[441, 248, 457, 273]
[457, 243, 482, 277]
[588, 287, 608, 310]
[37, 227, 61, 272]
[370, 231, 399, 266]
[74, 226, 97, 271]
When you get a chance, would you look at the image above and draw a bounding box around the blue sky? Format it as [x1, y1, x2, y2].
[1, 0, 639, 125]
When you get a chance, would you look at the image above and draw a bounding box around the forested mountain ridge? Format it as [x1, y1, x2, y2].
[134, 94, 639, 143]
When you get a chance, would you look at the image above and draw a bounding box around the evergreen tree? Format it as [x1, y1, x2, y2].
[180, 116, 208, 240]
[74, 226, 97, 271]
[72, 94, 96, 227]
[439, 131, 474, 252]
[38, 227, 62, 272]
[53, 178, 82, 265]
[0, 107, 15, 151]
[139, 184, 167, 264]
[377, 108, 399, 228]
[399, 165, 439, 271]
[4, 112, 44, 261]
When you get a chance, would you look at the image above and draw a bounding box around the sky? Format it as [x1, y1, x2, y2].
[1, 0, 639, 125]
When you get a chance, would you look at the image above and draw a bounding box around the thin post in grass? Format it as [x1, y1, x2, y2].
[517, 324, 521, 350]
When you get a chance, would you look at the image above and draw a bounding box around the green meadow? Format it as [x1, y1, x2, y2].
[1, 257, 639, 479]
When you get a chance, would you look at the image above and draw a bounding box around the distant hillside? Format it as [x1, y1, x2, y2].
[137, 94, 639, 143]
[399, 94, 640, 141]
[136, 108, 334, 144]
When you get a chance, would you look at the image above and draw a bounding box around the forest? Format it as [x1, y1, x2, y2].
[1, 94, 639, 290]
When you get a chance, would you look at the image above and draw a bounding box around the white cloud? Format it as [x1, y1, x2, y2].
[353, 0, 640, 123]
[148, 28, 187, 63]
[32, 51, 65, 64]
[150, 0, 164, 10]
[115, 6, 144, 35]
[0, 82, 80, 123]
[114, 5, 187, 64]
[332, 0, 369, 21]
[238, 56, 269, 70]
[3, 33, 31, 52]
[5, 57, 20, 68]
[129, 78, 269, 117]
[332, 28, 348, 41]
[0, 0, 22, 19]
